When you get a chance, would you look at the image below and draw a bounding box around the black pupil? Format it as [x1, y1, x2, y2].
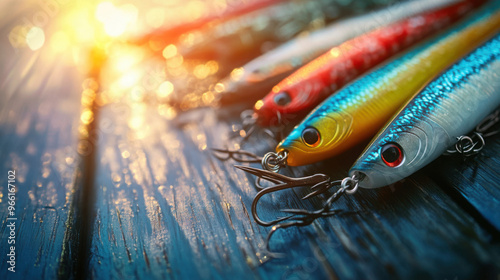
[382, 146, 400, 163]
[274, 92, 291, 106]
[303, 128, 319, 145]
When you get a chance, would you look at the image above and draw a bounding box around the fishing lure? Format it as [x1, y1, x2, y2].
[237, 33, 500, 255]
[216, 0, 460, 105]
[272, 1, 500, 168]
[176, 0, 401, 62]
[253, 0, 485, 126]
[350, 36, 500, 189]
[132, 0, 286, 47]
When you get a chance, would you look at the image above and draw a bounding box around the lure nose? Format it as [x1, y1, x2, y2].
[254, 99, 278, 126]
[255, 91, 292, 126]
[275, 129, 304, 166]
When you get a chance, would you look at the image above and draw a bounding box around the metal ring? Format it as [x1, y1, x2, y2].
[471, 132, 485, 153]
[455, 136, 475, 154]
[341, 176, 359, 195]
[261, 150, 288, 173]
[451, 133, 485, 156]
[262, 152, 281, 172]
[240, 109, 255, 120]
[241, 109, 257, 127]
[277, 150, 288, 165]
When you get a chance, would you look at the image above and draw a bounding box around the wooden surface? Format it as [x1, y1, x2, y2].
[1, 2, 500, 280]
[0, 17, 83, 278]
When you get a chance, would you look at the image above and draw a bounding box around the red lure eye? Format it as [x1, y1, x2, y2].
[381, 143, 404, 167]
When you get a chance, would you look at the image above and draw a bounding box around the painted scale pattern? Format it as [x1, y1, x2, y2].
[254, 0, 483, 126]
[360, 37, 500, 163]
[277, 1, 500, 166]
[352, 34, 500, 184]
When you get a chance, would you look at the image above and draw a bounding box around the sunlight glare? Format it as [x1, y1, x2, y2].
[95, 2, 138, 37]
[26, 27, 45, 51]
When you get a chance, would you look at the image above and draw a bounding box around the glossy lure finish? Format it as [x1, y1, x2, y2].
[277, 2, 500, 166]
[132, 0, 286, 46]
[217, 0, 459, 105]
[254, 0, 484, 126]
[350, 34, 500, 189]
[178, 0, 400, 63]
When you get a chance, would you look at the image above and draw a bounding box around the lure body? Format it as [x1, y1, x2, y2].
[178, 0, 401, 63]
[277, 2, 500, 166]
[351, 34, 500, 189]
[218, 0, 460, 105]
[255, 0, 484, 126]
[133, 0, 286, 46]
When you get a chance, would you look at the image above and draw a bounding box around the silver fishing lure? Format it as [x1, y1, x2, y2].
[351, 34, 500, 189]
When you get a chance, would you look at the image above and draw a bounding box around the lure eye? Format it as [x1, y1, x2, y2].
[381, 143, 404, 167]
[273, 91, 291, 106]
[302, 127, 321, 147]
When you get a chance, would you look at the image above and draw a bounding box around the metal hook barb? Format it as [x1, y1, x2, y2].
[261, 208, 343, 259]
[261, 175, 358, 258]
[235, 165, 331, 226]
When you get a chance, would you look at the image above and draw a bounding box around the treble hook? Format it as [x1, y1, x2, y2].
[446, 132, 485, 157]
[259, 176, 359, 258]
[265, 110, 285, 141]
[239, 110, 259, 142]
[476, 108, 500, 138]
[236, 165, 361, 258]
[234, 109, 276, 143]
[261, 208, 343, 259]
[211, 148, 262, 163]
[446, 109, 500, 157]
[235, 165, 333, 226]
[231, 110, 286, 145]
[226, 110, 258, 143]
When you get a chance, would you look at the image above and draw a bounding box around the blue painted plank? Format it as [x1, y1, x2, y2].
[430, 132, 500, 232]
[0, 34, 83, 279]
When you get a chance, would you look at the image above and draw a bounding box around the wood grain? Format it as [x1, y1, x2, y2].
[0, 28, 83, 278]
[86, 101, 500, 279]
[430, 131, 500, 233]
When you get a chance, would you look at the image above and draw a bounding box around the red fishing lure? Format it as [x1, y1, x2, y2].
[254, 0, 484, 126]
[132, 0, 285, 46]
